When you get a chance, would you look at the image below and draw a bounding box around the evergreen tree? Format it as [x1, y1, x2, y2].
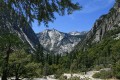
[43, 62, 50, 77]
[9, 49, 30, 80]
[0, 32, 23, 80]
[34, 44, 44, 64]
[0, 0, 81, 27]
[9, 49, 43, 79]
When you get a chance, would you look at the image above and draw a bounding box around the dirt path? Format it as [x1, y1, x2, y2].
[64, 71, 101, 80]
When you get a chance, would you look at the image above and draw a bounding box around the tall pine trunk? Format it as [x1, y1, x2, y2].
[2, 44, 11, 80]
[15, 68, 20, 80]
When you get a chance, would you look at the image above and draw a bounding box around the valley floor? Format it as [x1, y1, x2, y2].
[0, 69, 118, 80]
[63, 69, 117, 80]
[64, 71, 101, 80]
[0, 77, 57, 80]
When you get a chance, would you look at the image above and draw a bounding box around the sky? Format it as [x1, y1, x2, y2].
[32, 0, 115, 33]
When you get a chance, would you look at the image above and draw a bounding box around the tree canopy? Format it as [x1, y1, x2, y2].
[0, 0, 81, 26]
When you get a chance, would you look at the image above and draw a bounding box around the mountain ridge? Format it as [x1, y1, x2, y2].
[37, 29, 87, 54]
[72, 0, 120, 52]
[0, 8, 40, 51]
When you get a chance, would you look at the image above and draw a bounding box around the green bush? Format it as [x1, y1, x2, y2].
[92, 72, 101, 78]
[92, 70, 113, 79]
[113, 61, 120, 79]
[59, 75, 67, 80]
[54, 68, 64, 78]
[59, 76, 80, 80]
[67, 76, 80, 80]
[100, 70, 113, 79]
[117, 0, 120, 2]
[94, 65, 104, 71]
[116, 73, 120, 79]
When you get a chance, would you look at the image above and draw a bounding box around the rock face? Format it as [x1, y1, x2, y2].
[37, 29, 87, 54]
[0, 25, 40, 50]
[12, 26, 40, 50]
[91, 1, 120, 42]
[75, 1, 120, 50]
[0, 8, 40, 50]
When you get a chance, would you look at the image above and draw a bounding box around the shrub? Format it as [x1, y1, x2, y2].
[67, 76, 80, 80]
[59, 75, 67, 80]
[116, 72, 120, 79]
[59, 76, 80, 80]
[94, 65, 104, 71]
[54, 69, 64, 79]
[92, 72, 101, 78]
[92, 70, 113, 79]
[113, 61, 120, 79]
[99, 70, 113, 79]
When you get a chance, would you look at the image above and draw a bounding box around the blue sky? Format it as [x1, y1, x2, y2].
[32, 0, 115, 33]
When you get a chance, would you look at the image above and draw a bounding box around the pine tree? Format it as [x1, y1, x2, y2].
[0, 32, 23, 80]
[34, 44, 44, 64]
[0, 0, 81, 27]
[9, 49, 30, 80]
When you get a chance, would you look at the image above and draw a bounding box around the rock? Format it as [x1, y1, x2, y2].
[76, 1, 120, 49]
[0, 7, 40, 50]
[37, 29, 87, 54]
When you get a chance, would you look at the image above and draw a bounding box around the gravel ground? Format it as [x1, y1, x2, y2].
[0, 69, 117, 80]
[64, 71, 101, 80]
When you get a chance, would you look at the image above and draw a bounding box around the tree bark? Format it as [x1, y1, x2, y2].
[15, 65, 20, 80]
[15, 76, 19, 80]
[2, 44, 11, 80]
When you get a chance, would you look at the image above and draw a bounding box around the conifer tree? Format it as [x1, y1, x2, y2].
[0, 0, 81, 27]
[0, 31, 23, 80]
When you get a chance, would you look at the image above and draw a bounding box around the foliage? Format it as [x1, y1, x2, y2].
[117, 0, 120, 2]
[0, 0, 81, 26]
[8, 49, 31, 78]
[92, 72, 101, 78]
[92, 70, 113, 79]
[94, 65, 104, 71]
[25, 62, 43, 78]
[2, 27, 117, 79]
[0, 32, 24, 80]
[65, 28, 120, 79]
[67, 76, 80, 80]
[0, 32, 44, 79]
[33, 44, 44, 64]
[54, 68, 65, 79]
[0, 3, 120, 79]
[59, 76, 81, 80]
[113, 60, 120, 79]
[0, 0, 81, 79]
[59, 75, 67, 80]
[0, 42, 44, 79]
